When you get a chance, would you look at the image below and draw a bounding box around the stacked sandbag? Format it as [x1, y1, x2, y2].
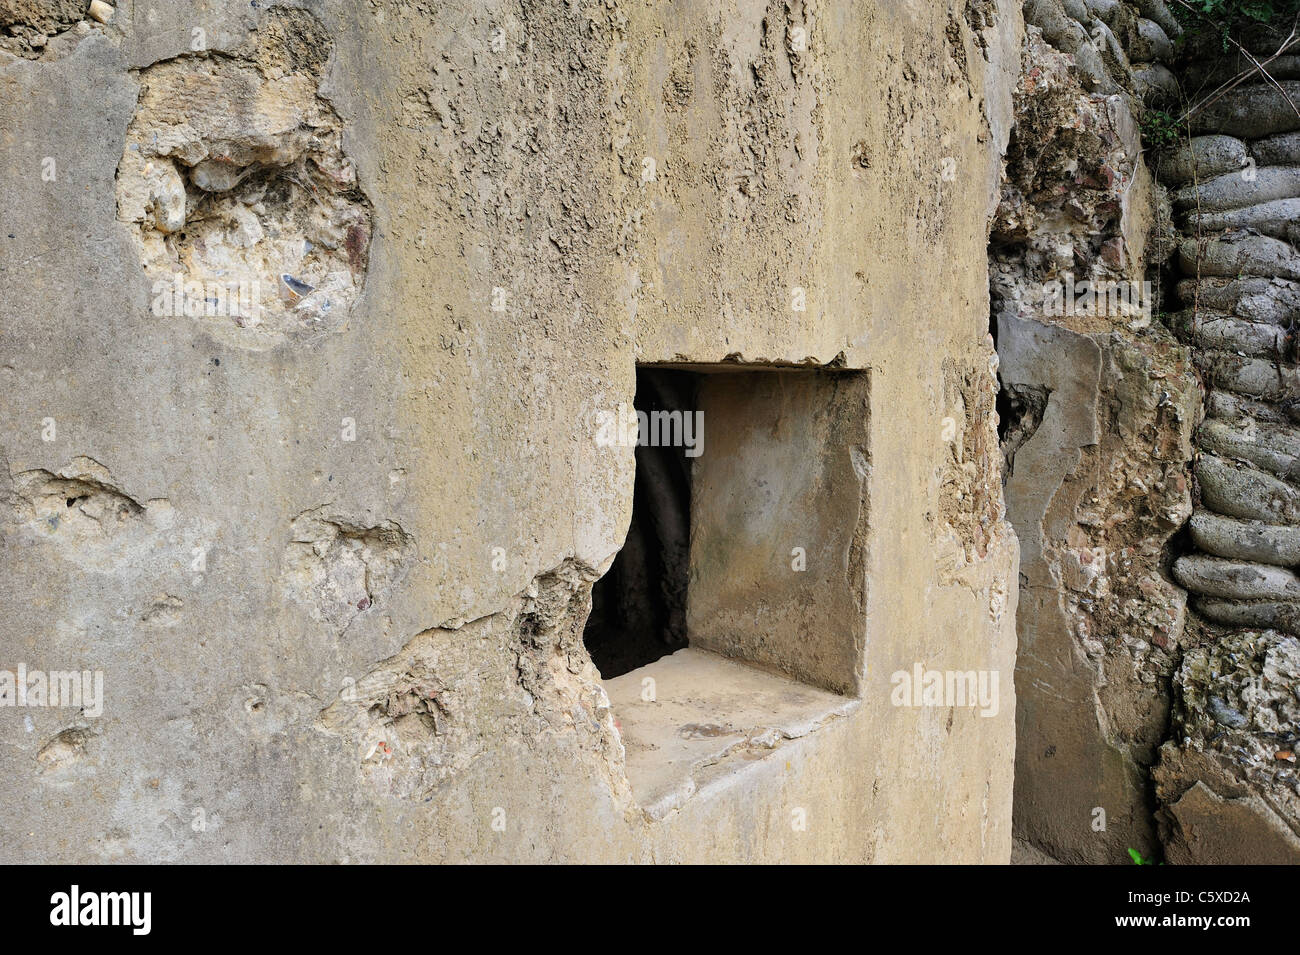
[1023, 0, 1182, 104]
[1156, 26, 1300, 861]
[1166, 72, 1300, 632]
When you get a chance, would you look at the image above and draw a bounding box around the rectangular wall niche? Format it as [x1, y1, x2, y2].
[586, 364, 869, 814]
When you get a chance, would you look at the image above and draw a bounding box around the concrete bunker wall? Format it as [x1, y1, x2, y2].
[0, 0, 1021, 863]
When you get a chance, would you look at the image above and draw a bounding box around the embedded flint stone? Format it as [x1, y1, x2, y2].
[1189, 511, 1300, 567]
[1194, 597, 1300, 632]
[1193, 351, 1300, 401]
[149, 162, 186, 234]
[1196, 453, 1300, 525]
[190, 159, 251, 192]
[1170, 310, 1288, 360]
[1188, 198, 1300, 243]
[1178, 235, 1300, 282]
[1198, 418, 1300, 480]
[1172, 166, 1300, 213]
[1172, 554, 1300, 600]
[1190, 81, 1300, 138]
[1176, 276, 1300, 325]
[1159, 135, 1248, 187]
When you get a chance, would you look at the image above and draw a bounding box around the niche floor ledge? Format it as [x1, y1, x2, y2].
[605, 647, 858, 820]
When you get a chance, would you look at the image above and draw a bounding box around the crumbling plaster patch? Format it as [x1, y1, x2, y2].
[114, 7, 372, 347]
[281, 506, 415, 632]
[317, 559, 635, 811]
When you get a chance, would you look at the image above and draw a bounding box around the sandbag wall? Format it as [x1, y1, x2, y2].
[1158, 30, 1300, 862]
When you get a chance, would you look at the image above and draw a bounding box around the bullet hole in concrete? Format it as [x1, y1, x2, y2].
[115, 7, 372, 345]
[584, 368, 696, 678]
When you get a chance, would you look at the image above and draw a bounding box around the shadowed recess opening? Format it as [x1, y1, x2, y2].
[584, 368, 696, 678]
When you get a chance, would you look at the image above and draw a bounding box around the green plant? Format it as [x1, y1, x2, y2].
[1173, 0, 1300, 26]
[1171, 0, 1300, 51]
[1140, 109, 1186, 149]
[1128, 847, 1164, 865]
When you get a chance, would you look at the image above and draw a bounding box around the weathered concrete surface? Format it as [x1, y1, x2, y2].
[993, 4, 1200, 864]
[997, 313, 1196, 863]
[0, 0, 1022, 862]
[605, 647, 857, 819]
